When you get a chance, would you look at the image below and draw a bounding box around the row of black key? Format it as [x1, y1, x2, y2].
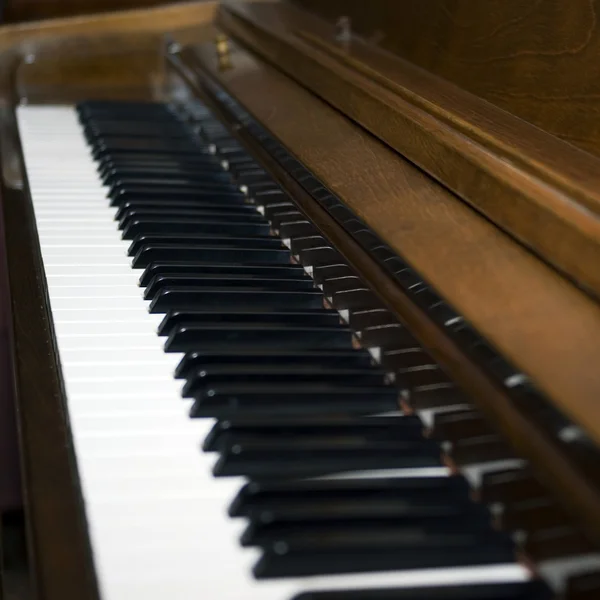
[76, 99, 551, 599]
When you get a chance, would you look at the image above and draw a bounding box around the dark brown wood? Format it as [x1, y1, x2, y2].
[3, 0, 180, 24]
[293, 0, 600, 159]
[169, 43, 600, 546]
[218, 0, 600, 301]
[0, 155, 20, 516]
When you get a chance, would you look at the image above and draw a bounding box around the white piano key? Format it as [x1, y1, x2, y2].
[47, 274, 141, 287]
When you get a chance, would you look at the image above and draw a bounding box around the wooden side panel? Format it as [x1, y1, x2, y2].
[293, 0, 600, 159]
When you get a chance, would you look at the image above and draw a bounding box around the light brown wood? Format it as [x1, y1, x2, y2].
[0, 1, 217, 49]
[0, 0, 219, 106]
[218, 0, 600, 301]
[185, 40, 600, 449]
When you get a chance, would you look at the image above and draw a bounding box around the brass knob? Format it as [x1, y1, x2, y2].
[215, 34, 230, 58]
[215, 33, 232, 71]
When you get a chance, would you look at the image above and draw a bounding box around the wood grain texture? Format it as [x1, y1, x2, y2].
[218, 1, 600, 301]
[186, 40, 600, 447]
[293, 0, 600, 159]
[172, 43, 600, 545]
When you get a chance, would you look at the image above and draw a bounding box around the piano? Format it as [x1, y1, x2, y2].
[0, 1, 599, 599]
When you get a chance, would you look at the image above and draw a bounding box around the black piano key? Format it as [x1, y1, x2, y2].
[242, 498, 492, 544]
[289, 236, 330, 256]
[97, 154, 219, 174]
[139, 262, 306, 287]
[175, 349, 374, 379]
[85, 129, 191, 144]
[290, 580, 553, 600]
[122, 217, 270, 239]
[145, 273, 313, 299]
[450, 434, 517, 466]
[322, 275, 364, 296]
[279, 219, 318, 238]
[349, 308, 396, 330]
[298, 246, 345, 267]
[84, 122, 191, 138]
[165, 323, 354, 352]
[204, 415, 422, 452]
[185, 365, 385, 398]
[158, 308, 339, 336]
[480, 468, 545, 505]
[249, 511, 500, 543]
[111, 188, 247, 206]
[270, 210, 306, 229]
[127, 235, 283, 258]
[190, 383, 401, 418]
[211, 144, 246, 157]
[109, 181, 236, 200]
[215, 439, 441, 478]
[262, 203, 297, 220]
[132, 245, 292, 268]
[222, 156, 262, 170]
[230, 475, 472, 519]
[149, 288, 324, 312]
[330, 288, 380, 311]
[116, 203, 257, 223]
[91, 138, 207, 157]
[252, 525, 515, 578]
[253, 189, 291, 207]
[98, 156, 221, 174]
[102, 167, 232, 185]
[109, 176, 235, 191]
[360, 323, 421, 349]
[311, 264, 355, 285]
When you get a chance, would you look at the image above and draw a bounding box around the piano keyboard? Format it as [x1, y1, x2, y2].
[16, 101, 550, 599]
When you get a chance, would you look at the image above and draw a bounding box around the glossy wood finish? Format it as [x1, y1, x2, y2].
[172, 40, 600, 544]
[293, 0, 600, 159]
[0, 0, 217, 49]
[218, 1, 600, 301]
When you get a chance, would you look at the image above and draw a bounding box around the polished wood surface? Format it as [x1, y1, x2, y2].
[293, 0, 600, 160]
[218, 1, 600, 302]
[173, 39, 600, 543]
[0, 0, 216, 49]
